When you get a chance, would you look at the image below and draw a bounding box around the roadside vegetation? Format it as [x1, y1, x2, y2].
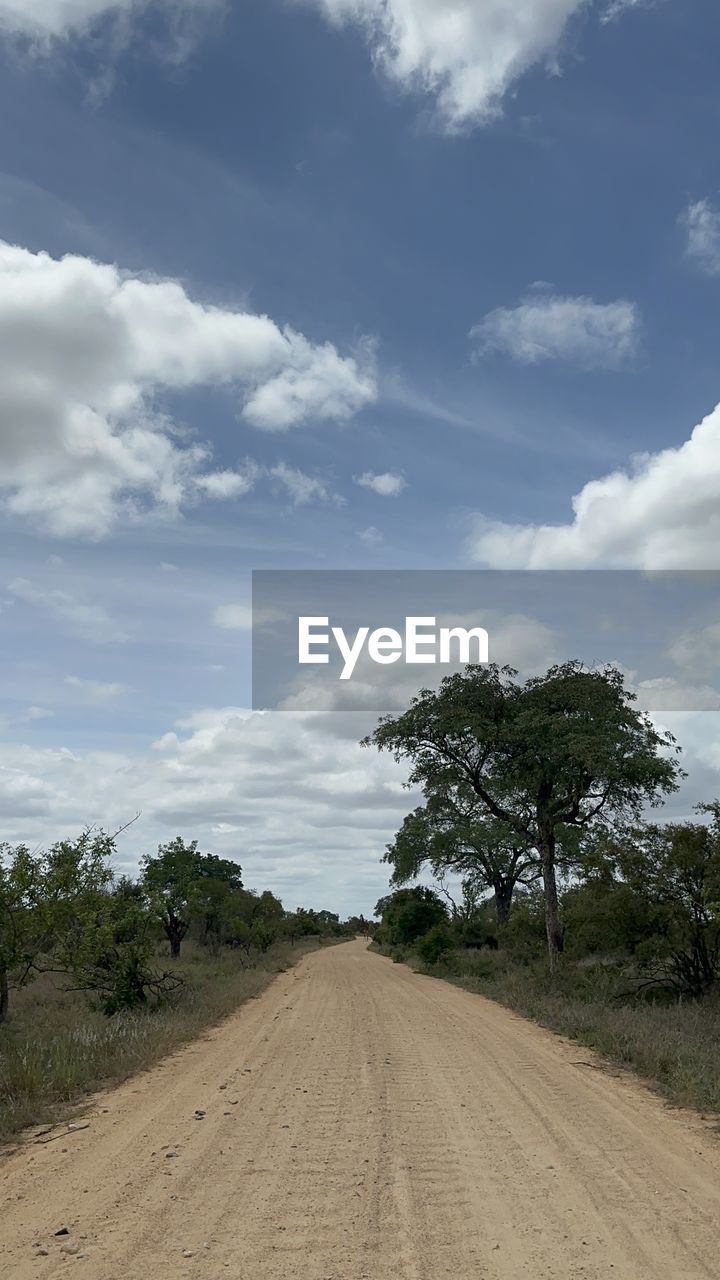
[0, 831, 366, 1142]
[366, 661, 720, 1115]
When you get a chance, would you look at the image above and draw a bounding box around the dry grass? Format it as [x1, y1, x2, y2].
[0, 939, 324, 1143]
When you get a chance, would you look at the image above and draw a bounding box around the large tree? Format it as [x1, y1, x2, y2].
[364, 662, 682, 966]
[385, 788, 537, 926]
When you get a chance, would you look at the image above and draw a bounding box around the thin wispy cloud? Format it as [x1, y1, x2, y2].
[269, 462, 344, 506]
[7, 578, 130, 643]
[64, 675, 127, 704]
[682, 199, 720, 276]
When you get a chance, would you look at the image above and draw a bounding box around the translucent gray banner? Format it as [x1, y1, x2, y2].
[251, 570, 720, 713]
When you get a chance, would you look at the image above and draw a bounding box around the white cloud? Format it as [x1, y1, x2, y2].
[0, 241, 376, 538]
[355, 470, 406, 496]
[357, 525, 383, 545]
[682, 199, 720, 277]
[25, 706, 53, 720]
[468, 401, 720, 569]
[470, 292, 640, 367]
[301, 1, 618, 132]
[245, 337, 376, 432]
[632, 677, 720, 714]
[269, 462, 343, 506]
[213, 602, 287, 631]
[213, 603, 253, 631]
[194, 463, 261, 500]
[64, 675, 127, 703]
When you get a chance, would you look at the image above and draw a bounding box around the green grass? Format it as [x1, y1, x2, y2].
[379, 943, 720, 1116]
[0, 938, 324, 1144]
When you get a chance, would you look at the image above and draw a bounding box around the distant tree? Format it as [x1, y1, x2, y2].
[0, 844, 42, 1023]
[345, 914, 371, 937]
[615, 807, 720, 997]
[55, 870, 181, 1016]
[365, 663, 682, 967]
[375, 886, 448, 947]
[386, 791, 538, 927]
[141, 839, 243, 958]
[142, 838, 201, 957]
[561, 867, 653, 960]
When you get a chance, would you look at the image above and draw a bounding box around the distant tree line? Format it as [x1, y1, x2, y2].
[0, 832, 361, 1022]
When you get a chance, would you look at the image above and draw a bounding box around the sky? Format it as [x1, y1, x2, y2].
[1, 0, 720, 915]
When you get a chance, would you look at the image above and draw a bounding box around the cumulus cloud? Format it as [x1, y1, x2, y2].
[470, 292, 640, 368]
[301, 0, 635, 132]
[682, 199, 720, 277]
[0, 242, 376, 538]
[468, 402, 720, 569]
[194, 463, 261, 500]
[355, 471, 406, 496]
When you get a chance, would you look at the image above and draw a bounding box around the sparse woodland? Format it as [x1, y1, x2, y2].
[0, 831, 363, 1140]
[368, 662, 720, 1113]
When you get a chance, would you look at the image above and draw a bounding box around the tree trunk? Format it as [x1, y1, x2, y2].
[539, 832, 564, 968]
[164, 911, 185, 959]
[493, 879, 514, 927]
[0, 968, 9, 1023]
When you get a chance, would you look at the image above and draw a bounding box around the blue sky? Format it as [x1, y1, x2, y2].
[2, 0, 720, 913]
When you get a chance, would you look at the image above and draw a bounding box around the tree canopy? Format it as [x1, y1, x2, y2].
[365, 662, 683, 963]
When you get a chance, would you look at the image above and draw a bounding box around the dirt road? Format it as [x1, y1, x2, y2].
[2, 940, 720, 1279]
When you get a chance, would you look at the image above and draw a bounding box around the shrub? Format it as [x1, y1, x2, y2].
[415, 924, 454, 967]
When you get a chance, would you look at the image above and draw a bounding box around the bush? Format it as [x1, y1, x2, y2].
[375, 886, 448, 947]
[415, 924, 454, 966]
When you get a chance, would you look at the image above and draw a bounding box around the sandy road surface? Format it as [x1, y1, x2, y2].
[2, 940, 720, 1280]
